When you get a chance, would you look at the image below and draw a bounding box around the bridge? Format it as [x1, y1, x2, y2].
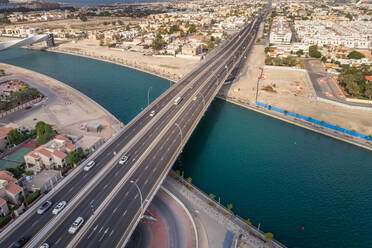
[0, 10, 269, 248]
[0, 34, 54, 51]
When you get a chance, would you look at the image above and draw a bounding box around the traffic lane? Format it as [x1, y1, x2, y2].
[40, 98, 187, 247]
[76, 126, 183, 248]
[1, 20, 245, 247]
[77, 22, 255, 247]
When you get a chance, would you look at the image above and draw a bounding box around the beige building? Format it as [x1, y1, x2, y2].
[24, 135, 76, 170]
[0, 171, 24, 208]
[0, 198, 9, 216]
[181, 43, 203, 56]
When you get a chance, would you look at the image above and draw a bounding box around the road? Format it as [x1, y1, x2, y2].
[0, 8, 268, 248]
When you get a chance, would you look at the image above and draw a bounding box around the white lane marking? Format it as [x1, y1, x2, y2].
[145, 165, 149, 170]
[99, 228, 109, 242]
[122, 210, 127, 217]
[87, 225, 98, 239]
[31, 220, 39, 227]
[160, 145, 164, 150]
[109, 230, 114, 237]
[113, 207, 118, 213]
[171, 130, 175, 134]
[144, 179, 149, 185]
[83, 174, 87, 178]
[68, 187, 74, 192]
[134, 194, 138, 200]
[167, 148, 170, 151]
[55, 237, 62, 245]
[99, 226, 104, 233]
[166, 137, 169, 142]
[125, 191, 129, 197]
[114, 171, 119, 177]
[90, 200, 94, 205]
[153, 167, 156, 172]
[103, 184, 108, 189]
[132, 158, 136, 162]
[153, 154, 157, 159]
[161, 156, 164, 161]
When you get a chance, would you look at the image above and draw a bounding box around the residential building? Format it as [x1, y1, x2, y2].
[270, 16, 292, 45]
[181, 43, 202, 56]
[0, 127, 14, 151]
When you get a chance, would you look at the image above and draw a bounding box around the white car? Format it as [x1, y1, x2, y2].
[84, 161, 95, 171]
[37, 201, 52, 215]
[149, 110, 156, 117]
[39, 243, 49, 248]
[119, 156, 129, 165]
[193, 96, 197, 101]
[68, 217, 84, 234]
[52, 201, 67, 215]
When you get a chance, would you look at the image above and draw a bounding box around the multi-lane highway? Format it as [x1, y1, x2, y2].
[0, 9, 267, 248]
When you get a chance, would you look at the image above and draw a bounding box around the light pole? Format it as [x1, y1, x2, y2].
[130, 180, 144, 217]
[147, 86, 152, 106]
[175, 123, 183, 141]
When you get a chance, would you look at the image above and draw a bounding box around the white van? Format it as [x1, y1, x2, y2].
[174, 97, 182, 105]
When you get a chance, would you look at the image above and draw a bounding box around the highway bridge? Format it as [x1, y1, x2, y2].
[0, 34, 54, 51]
[0, 10, 269, 248]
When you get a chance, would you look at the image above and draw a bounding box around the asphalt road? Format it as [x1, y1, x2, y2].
[0, 9, 267, 248]
[0, 21, 241, 248]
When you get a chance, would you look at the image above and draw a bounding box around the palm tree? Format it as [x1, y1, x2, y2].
[264, 232, 274, 247]
[226, 203, 233, 212]
[245, 218, 252, 230]
[187, 177, 192, 184]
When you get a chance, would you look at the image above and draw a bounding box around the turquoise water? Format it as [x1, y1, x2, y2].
[1, 49, 372, 248]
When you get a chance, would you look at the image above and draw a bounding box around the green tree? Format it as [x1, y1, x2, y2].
[0, 17, 11, 24]
[309, 45, 321, 58]
[7, 129, 23, 145]
[188, 24, 197, 34]
[79, 14, 87, 22]
[245, 218, 252, 226]
[0, 69, 5, 75]
[99, 40, 104, 46]
[365, 84, 372, 100]
[296, 49, 304, 56]
[347, 51, 365, 60]
[209, 193, 216, 200]
[18, 195, 24, 204]
[66, 148, 86, 166]
[346, 81, 361, 97]
[112, 21, 116, 25]
[346, 13, 353, 21]
[321, 56, 327, 63]
[226, 203, 233, 212]
[264, 232, 274, 244]
[187, 177, 192, 184]
[35, 121, 52, 137]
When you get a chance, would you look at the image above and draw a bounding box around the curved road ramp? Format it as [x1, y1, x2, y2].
[0, 34, 53, 51]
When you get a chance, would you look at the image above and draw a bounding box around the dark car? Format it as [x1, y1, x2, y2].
[13, 237, 27, 247]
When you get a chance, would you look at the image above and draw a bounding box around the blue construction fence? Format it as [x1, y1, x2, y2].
[256, 101, 372, 142]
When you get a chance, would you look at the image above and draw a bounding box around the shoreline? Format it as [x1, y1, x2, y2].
[0, 62, 123, 137]
[217, 95, 372, 151]
[38, 47, 371, 151]
[44, 46, 179, 83]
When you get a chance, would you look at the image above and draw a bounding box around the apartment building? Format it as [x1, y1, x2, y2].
[24, 135, 76, 170]
[0, 171, 24, 213]
[270, 16, 292, 45]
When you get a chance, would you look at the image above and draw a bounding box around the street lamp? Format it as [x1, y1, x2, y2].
[130, 180, 144, 218]
[147, 86, 152, 106]
[174, 123, 183, 141]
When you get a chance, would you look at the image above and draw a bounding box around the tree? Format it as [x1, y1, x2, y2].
[7, 129, 28, 145]
[346, 13, 353, 21]
[346, 81, 361, 97]
[112, 21, 116, 25]
[296, 49, 304, 56]
[245, 218, 252, 226]
[321, 56, 327, 63]
[209, 193, 216, 200]
[0, 17, 10, 24]
[66, 148, 86, 166]
[188, 24, 197, 34]
[99, 40, 104, 46]
[118, 20, 123, 25]
[347, 51, 365, 60]
[264, 232, 274, 242]
[0, 69, 5, 75]
[18, 195, 24, 204]
[187, 177, 192, 184]
[79, 14, 87, 22]
[35, 121, 52, 137]
[309, 45, 321, 58]
[365, 84, 372, 100]
[226, 203, 233, 212]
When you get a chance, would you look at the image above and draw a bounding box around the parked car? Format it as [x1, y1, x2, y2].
[52, 201, 67, 215]
[149, 110, 156, 117]
[119, 156, 129, 165]
[39, 243, 49, 248]
[68, 217, 84, 234]
[84, 161, 95, 171]
[37, 201, 52, 215]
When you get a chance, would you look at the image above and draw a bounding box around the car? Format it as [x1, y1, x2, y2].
[13, 237, 27, 248]
[193, 96, 197, 101]
[149, 110, 156, 117]
[84, 161, 95, 171]
[68, 217, 84, 234]
[37, 201, 52, 215]
[119, 156, 129, 165]
[52, 201, 67, 215]
[39, 243, 49, 248]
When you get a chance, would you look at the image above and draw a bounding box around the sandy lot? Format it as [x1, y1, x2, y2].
[0, 63, 121, 140]
[220, 22, 372, 136]
[47, 40, 200, 81]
